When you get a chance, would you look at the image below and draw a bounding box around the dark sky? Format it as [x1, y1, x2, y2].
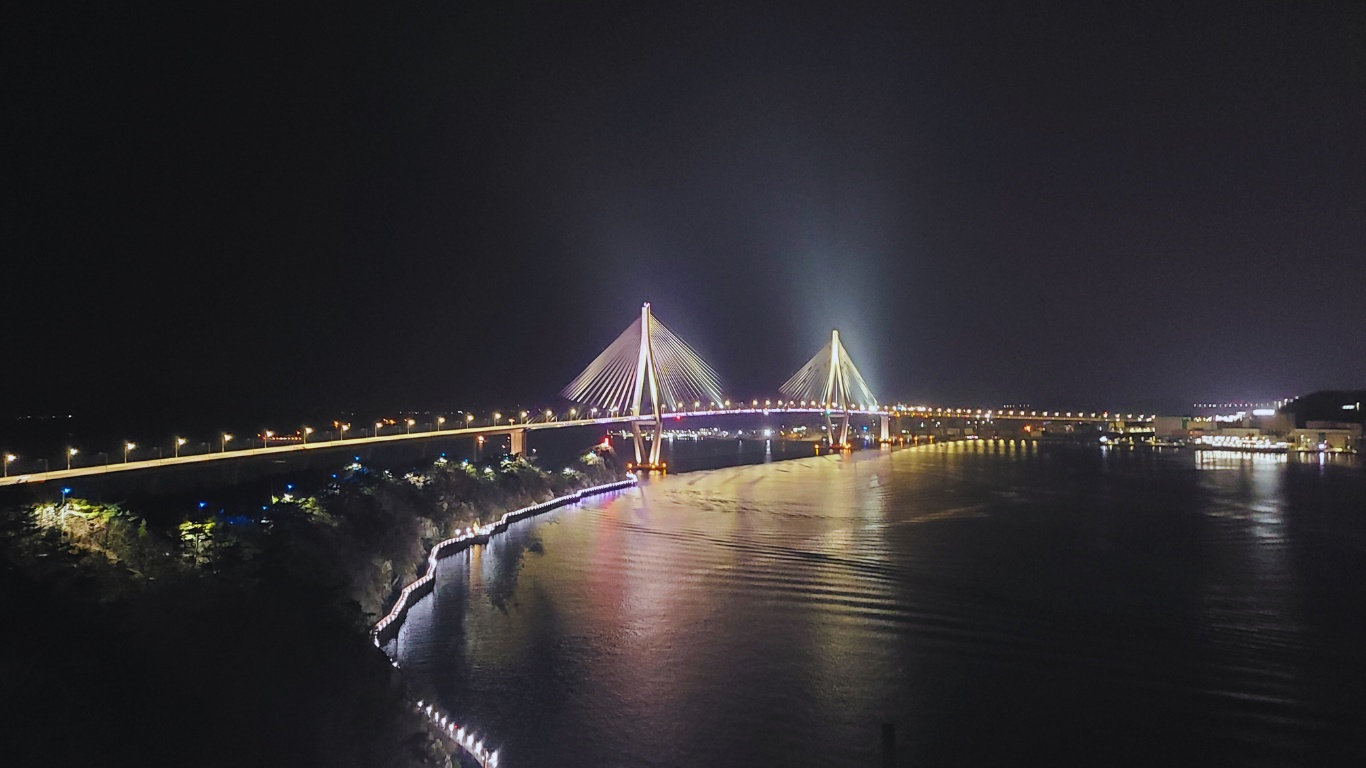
[6, 1, 1364, 421]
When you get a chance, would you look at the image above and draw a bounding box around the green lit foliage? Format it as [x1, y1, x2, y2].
[0, 451, 621, 768]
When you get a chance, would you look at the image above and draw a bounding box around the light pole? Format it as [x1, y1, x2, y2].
[437, 416, 446, 431]
[493, 412, 501, 427]
[340, 423, 350, 441]
[519, 411, 528, 424]
[263, 430, 274, 448]
[3, 453, 15, 478]
[302, 427, 313, 445]
[406, 418, 415, 434]
[66, 447, 78, 470]
[570, 408, 577, 420]
[123, 442, 136, 463]
[221, 433, 232, 453]
[375, 421, 383, 438]
[174, 437, 187, 458]
[465, 413, 474, 428]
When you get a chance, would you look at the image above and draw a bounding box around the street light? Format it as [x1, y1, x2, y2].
[466, 413, 474, 427]
[221, 434, 232, 453]
[570, 408, 577, 419]
[437, 416, 446, 431]
[406, 418, 415, 434]
[263, 430, 274, 449]
[302, 426, 314, 444]
[493, 412, 501, 426]
[545, 409, 554, 421]
[123, 442, 136, 463]
[175, 437, 187, 457]
[3, 453, 16, 478]
[67, 447, 78, 470]
[519, 411, 527, 423]
[340, 423, 350, 440]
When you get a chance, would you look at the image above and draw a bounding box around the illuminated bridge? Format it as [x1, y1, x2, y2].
[0, 302, 1153, 487]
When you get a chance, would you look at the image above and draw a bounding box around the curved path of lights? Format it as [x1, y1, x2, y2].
[372, 477, 640, 767]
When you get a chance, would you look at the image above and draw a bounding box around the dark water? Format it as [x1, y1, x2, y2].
[392, 442, 1366, 767]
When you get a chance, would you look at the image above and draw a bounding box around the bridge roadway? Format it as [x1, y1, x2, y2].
[894, 408, 1153, 422]
[0, 407, 892, 488]
[1, 405, 1152, 488]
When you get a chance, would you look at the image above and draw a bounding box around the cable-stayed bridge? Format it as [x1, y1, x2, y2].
[0, 302, 1154, 487]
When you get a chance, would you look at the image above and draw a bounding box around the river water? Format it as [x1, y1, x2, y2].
[391, 441, 1366, 767]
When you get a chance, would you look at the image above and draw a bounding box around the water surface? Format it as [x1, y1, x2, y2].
[393, 443, 1366, 766]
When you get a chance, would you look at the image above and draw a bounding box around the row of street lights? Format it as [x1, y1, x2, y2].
[4, 404, 815, 477]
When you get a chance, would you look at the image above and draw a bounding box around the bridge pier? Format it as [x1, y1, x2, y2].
[825, 411, 851, 448]
[630, 416, 665, 469]
[509, 429, 527, 456]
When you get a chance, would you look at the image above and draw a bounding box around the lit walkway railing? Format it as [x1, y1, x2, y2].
[372, 477, 639, 766]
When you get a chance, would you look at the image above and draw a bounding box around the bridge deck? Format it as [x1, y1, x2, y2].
[1, 407, 1143, 488]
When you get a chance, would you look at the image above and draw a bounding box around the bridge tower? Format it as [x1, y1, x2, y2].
[629, 302, 666, 468]
[562, 302, 725, 471]
[781, 329, 878, 449]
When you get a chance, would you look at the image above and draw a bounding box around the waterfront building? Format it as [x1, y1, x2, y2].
[1289, 422, 1362, 453]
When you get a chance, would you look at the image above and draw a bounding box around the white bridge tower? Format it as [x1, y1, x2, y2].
[562, 302, 725, 470]
[781, 329, 879, 448]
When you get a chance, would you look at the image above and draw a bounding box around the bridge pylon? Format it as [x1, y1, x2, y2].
[780, 329, 879, 449]
[562, 302, 725, 471]
[629, 303, 665, 468]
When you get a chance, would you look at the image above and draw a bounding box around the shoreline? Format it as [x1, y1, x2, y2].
[371, 476, 640, 766]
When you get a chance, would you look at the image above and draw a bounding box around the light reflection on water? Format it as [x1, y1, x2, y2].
[394, 444, 1366, 767]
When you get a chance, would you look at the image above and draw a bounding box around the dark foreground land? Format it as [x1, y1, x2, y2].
[0, 452, 618, 767]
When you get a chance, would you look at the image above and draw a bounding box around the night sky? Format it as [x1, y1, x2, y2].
[7, 2, 1364, 423]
